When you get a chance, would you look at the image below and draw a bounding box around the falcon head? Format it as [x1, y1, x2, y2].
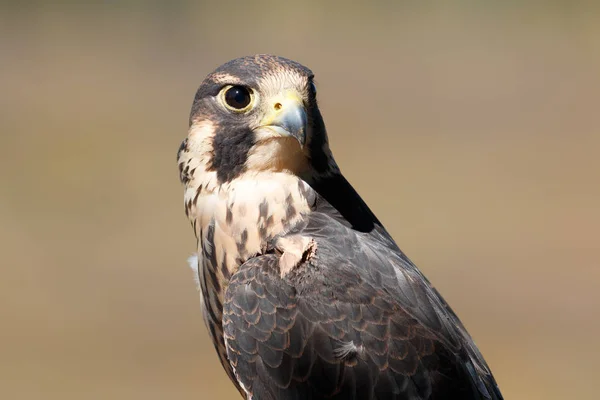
[179, 55, 335, 185]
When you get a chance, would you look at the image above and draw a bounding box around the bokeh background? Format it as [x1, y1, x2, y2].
[1, 1, 599, 399]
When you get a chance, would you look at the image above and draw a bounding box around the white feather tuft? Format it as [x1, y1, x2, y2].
[187, 253, 201, 290]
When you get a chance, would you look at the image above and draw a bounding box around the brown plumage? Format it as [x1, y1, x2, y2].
[177, 55, 503, 399]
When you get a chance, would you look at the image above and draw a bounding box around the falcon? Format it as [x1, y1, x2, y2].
[177, 55, 503, 399]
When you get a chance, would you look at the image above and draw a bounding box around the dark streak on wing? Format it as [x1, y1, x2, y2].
[305, 102, 329, 174]
[223, 175, 503, 400]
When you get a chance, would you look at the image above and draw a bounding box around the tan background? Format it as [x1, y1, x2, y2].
[1, 2, 599, 399]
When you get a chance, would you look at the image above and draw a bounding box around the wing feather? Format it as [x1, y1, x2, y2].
[223, 195, 502, 400]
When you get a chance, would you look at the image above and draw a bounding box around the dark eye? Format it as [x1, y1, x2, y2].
[224, 85, 252, 110]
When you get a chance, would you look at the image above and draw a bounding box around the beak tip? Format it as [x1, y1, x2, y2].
[269, 104, 307, 146]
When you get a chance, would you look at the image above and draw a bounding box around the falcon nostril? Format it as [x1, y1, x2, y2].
[274, 102, 282, 111]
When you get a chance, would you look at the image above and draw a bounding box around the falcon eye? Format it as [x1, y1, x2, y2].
[222, 85, 253, 112]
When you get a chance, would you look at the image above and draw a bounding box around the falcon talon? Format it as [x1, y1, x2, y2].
[178, 55, 503, 399]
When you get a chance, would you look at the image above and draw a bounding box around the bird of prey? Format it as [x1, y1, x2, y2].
[177, 55, 503, 400]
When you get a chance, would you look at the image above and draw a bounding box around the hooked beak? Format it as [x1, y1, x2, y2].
[258, 91, 307, 146]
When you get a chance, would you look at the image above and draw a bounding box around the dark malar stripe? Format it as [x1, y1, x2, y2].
[209, 126, 255, 183]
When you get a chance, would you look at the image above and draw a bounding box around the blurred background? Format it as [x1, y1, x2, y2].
[1, 1, 599, 399]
